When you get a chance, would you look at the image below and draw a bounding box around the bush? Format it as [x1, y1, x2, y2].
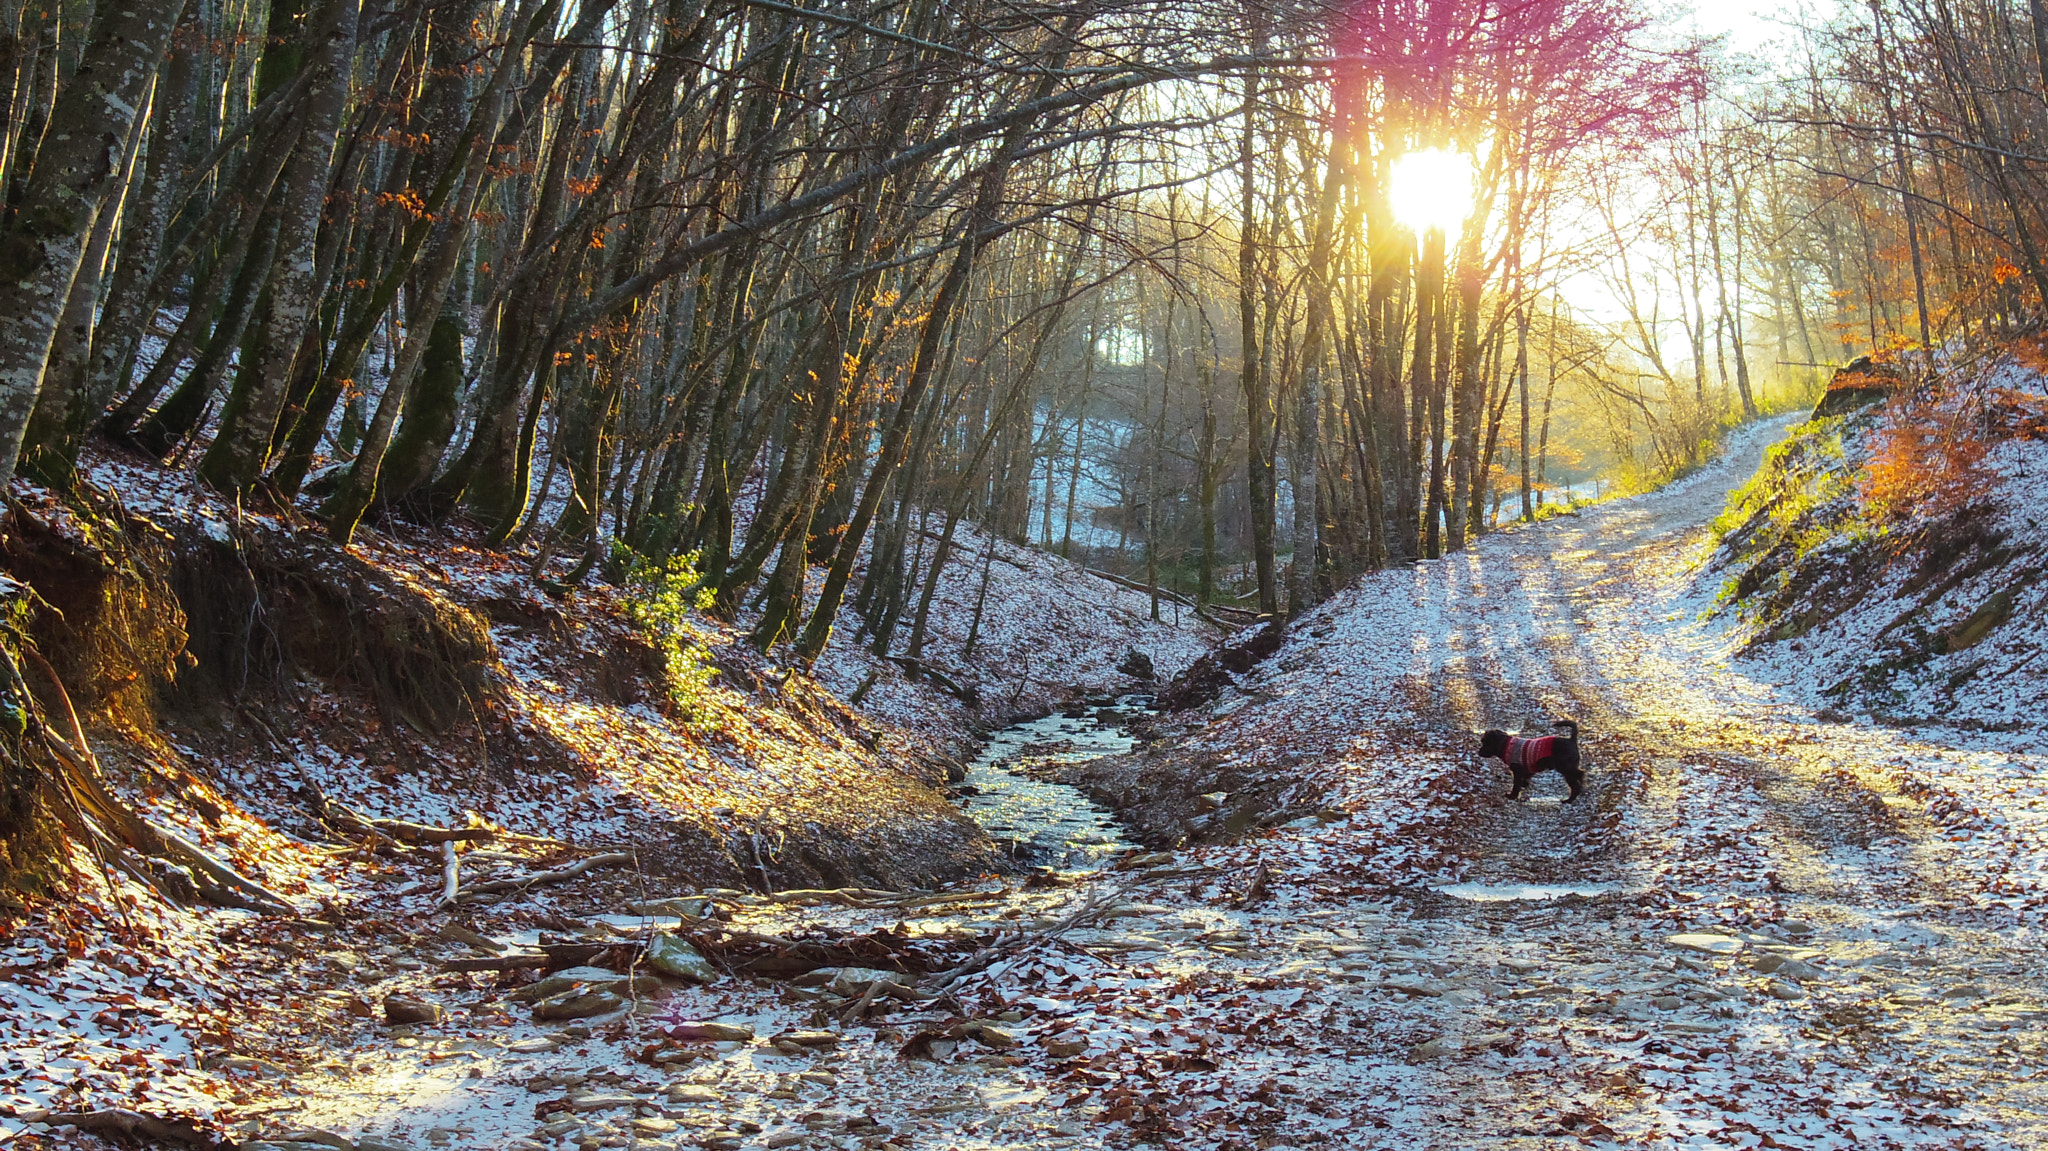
[615, 545, 719, 720]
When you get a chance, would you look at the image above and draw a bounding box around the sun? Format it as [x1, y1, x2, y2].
[1389, 148, 1476, 236]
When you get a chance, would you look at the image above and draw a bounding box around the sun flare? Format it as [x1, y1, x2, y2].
[1389, 148, 1476, 236]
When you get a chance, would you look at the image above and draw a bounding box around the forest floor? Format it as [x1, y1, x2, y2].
[10, 416, 2048, 1151]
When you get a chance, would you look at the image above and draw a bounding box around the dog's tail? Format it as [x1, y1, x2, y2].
[1554, 719, 1579, 745]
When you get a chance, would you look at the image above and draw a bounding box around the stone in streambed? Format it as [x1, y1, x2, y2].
[1766, 981, 1806, 1001]
[667, 1020, 754, 1041]
[383, 995, 444, 1026]
[1667, 933, 1744, 956]
[534, 988, 626, 1020]
[278, 1131, 354, 1150]
[666, 1084, 723, 1103]
[564, 1093, 640, 1113]
[645, 932, 720, 983]
[1750, 954, 1825, 982]
[1409, 1037, 1458, 1060]
[771, 1030, 840, 1048]
[626, 896, 718, 919]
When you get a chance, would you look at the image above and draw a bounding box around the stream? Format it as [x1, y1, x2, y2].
[956, 694, 1149, 870]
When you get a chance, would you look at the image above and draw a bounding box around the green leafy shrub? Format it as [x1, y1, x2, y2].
[615, 544, 720, 720]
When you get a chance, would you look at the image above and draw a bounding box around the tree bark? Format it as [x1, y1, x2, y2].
[0, 0, 186, 486]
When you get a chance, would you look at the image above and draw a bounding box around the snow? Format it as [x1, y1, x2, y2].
[14, 376, 2048, 1147]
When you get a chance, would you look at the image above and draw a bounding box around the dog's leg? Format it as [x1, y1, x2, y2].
[1560, 766, 1585, 803]
[1509, 770, 1531, 801]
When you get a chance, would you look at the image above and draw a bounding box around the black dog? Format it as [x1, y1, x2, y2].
[1478, 720, 1584, 802]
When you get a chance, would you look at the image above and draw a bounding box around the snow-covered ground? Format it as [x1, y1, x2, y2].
[11, 414, 2048, 1150]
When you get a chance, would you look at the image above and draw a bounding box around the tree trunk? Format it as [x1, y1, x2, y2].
[196, 0, 359, 496]
[0, 0, 186, 486]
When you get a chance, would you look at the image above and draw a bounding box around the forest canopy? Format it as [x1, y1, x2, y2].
[0, 0, 2026, 651]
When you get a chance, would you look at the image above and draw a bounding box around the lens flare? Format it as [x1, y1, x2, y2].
[1389, 148, 1476, 236]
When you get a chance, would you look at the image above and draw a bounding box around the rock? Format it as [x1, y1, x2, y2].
[1379, 979, 1444, 997]
[625, 896, 718, 919]
[356, 1141, 420, 1151]
[1195, 792, 1228, 813]
[646, 932, 721, 983]
[565, 1093, 640, 1113]
[764, 1135, 809, 1149]
[1651, 996, 1683, 1011]
[771, 1030, 840, 1048]
[1045, 1037, 1088, 1058]
[797, 1071, 836, 1087]
[1410, 1037, 1457, 1060]
[509, 967, 623, 1002]
[800, 967, 898, 993]
[1766, 981, 1805, 1001]
[958, 1021, 1017, 1048]
[1667, 933, 1744, 956]
[666, 1020, 754, 1042]
[1117, 650, 1155, 680]
[630, 1118, 679, 1135]
[504, 1038, 560, 1054]
[533, 989, 626, 1020]
[1746, 953, 1787, 974]
[1778, 919, 1815, 936]
[1502, 959, 1540, 974]
[383, 995, 444, 1026]
[666, 1085, 723, 1103]
[1942, 983, 1987, 999]
[279, 1131, 355, 1150]
[203, 1054, 291, 1076]
[513, 968, 659, 1004]
[1774, 959, 1825, 983]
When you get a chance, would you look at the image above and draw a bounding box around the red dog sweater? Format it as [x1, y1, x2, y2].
[1503, 735, 1557, 769]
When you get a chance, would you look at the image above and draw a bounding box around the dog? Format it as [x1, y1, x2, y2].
[1478, 720, 1584, 802]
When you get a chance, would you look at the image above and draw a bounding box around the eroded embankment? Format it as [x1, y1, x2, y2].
[1706, 350, 2048, 728]
[0, 460, 1026, 906]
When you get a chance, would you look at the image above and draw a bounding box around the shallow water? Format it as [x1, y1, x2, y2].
[957, 696, 1148, 870]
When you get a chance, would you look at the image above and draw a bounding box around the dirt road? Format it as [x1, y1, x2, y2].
[207, 421, 2048, 1151]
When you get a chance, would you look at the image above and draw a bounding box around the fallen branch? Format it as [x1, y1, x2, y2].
[929, 882, 1131, 992]
[882, 656, 980, 705]
[303, 783, 494, 846]
[26, 1108, 227, 1149]
[441, 952, 550, 973]
[1081, 567, 1259, 627]
[384, 819, 495, 845]
[437, 840, 460, 907]
[29, 695, 294, 915]
[438, 940, 640, 973]
[747, 887, 900, 908]
[456, 851, 635, 899]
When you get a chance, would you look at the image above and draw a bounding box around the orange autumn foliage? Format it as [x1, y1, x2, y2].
[1861, 392, 1994, 521]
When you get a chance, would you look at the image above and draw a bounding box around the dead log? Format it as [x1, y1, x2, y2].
[456, 851, 635, 900]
